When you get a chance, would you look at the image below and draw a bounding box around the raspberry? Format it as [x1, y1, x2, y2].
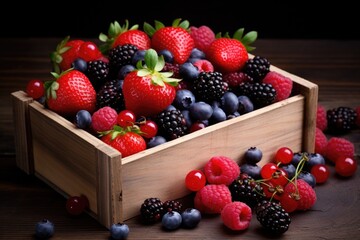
[262, 71, 293, 102]
[221, 202, 252, 230]
[356, 106, 360, 127]
[193, 59, 214, 72]
[284, 179, 316, 211]
[194, 184, 232, 214]
[316, 104, 328, 131]
[189, 25, 215, 53]
[325, 137, 355, 163]
[204, 156, 240, 185]
[315, 127, 328, 156]
[222, 72, 252, 89]
[91, 106, 118, 132]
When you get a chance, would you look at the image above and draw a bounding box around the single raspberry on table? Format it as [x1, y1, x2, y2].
[316, 104, 328, 131]
[194, 184, 232, 214]
[91, 106, 118, 132]
[315, 127, 328, 156]
[204, 156, 240, 185]
[189, 25, 215, 53]
[221, 201, 252, 231]
[325, 137, 355, 163]
[262, 71, 293, 102]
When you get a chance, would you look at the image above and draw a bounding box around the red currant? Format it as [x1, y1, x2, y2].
[280, 191, 299, 213]
[117, 110, 136, 127]
[189, 121, 206, 133]
[310, 164, 330, 183]
[274, 147, 293, 165]
[139, 120, 158, 139]
[260, 162, 278, 179]
[335, 156, 357, 177]
[261, 181, 283, 201]
[269, 168, 288, 186]
[66, 195, 88, 216]
[26, 79, 44, 99]
[185, 170, 206, 191]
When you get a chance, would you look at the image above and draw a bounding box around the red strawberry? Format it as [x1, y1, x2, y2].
[122, 49, 180, 117]
[101, 126, 146, 158]
[207, 28, 257, 73]
[50, 36, 84, 73]
[189, 25, 215, 53]
[99, 20, 151, 53]
[144, 19, 194, 64]
[45, 70, 96, 116]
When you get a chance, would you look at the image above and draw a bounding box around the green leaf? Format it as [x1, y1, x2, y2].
[144, 49, 158, 70]
[215, 32, 222, 38]
[233, 28, 244, 41]
[178, 20, 189, 29]
[58, 46, 71, 54]
[129, 24, 139, 30]
[161, 72, 173, 78]
[143, 22, 156, 37]
[136, 60, 143, 69]
[154, 55, 165, 71]
[154, 20, 165, 30]
[54, 54, 63, 64]
[163, 77, 181, 87]
[50, 72, 59, 79]
[109, 22, 117, 37]
[137, 69, 151, 77]
[172, 18, 181, 27]
[242, 31, 258, 45]
[151, 75, 165, 87]
[99, 33, 108, 42]
[245, 45, 256, 52]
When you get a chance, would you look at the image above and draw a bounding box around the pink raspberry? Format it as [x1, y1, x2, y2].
[204, 156, 240, 185]
[91, 106, 118, 132]
[223, 72, 252, 89]
[356, 106, 360, 127]
[315, 127, 327, 156]
[262, 71, 293, 102]
[189, 25, 215, 53]
[193, 59, 214, 72]
[325, 137, 355, 163]
[316, 104, 328, 131]
[284, 179, 316, 211]
[194, 184, 232, 214]
[221, 202, 252, 230]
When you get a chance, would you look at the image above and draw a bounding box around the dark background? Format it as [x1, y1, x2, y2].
[0, 1, 358, 39]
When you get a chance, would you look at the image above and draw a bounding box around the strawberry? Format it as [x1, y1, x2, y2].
[99, 20, 151, 53]
[50, 36, 84, 73]
[144, 18, 194, 64]
[101, 125, 146, 158]
[207, 28, 257, 73]
[45, 69, 96, 117]
[122, 49, 181, 117]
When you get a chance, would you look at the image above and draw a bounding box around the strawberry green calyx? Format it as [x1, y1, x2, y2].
[143, 18, 190, 37]
[100, 125, 142, 140]
[45, 69, 73, 100]
[99, 20, 139, 53]
[50, 36, 71, 74]
[216, 28, 258, 52]
[136, 49, 181, 87]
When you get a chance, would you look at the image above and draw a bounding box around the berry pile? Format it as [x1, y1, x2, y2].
[25, 18, 295, 158]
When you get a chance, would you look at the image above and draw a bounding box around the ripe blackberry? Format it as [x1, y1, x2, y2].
[228, 173, 265, 208]
[327, 106, 357, 133]
[156, 109, 187, 140]
[108, 44, 138, 75]
[162, 62, 181, 78]
[140, 197, 165, 224]
[193, 72, 228, 103]
[163, 200, 183, 213]
[238, 82, 276, 109]
[256, 200, 291, 234]
[96, 79, 125, 112]
[86, 60, 109, 90]
[244, 56, 270, 82]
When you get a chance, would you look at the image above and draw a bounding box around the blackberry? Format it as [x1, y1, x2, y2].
[140, 197, 165, 224]
[244, 56, 270, 82]
[163, 62, 181, 78]
[327, 106, 357, 133]
[192, 72, 228, 103]
[108, 44, 138, 76]
[163, 200, 183, 213]
[96, 79, 125, 112]
[238, 82, 276, 109]
[156, 109, 188, 140]
[256, 200, 291, 234]
[86, 60, 109, 90]
[228, 173, 265, 208]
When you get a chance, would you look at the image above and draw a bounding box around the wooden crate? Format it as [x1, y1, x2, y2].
[11, 65, 318, 228]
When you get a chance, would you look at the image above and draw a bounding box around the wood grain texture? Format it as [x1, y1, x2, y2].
[1, 39, 359, 239]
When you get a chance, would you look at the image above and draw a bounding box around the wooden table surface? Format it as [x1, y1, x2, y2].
[1, 38, 359, 239]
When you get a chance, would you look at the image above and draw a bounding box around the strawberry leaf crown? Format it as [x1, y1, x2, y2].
[99, 20, 139, 54]
[99, 124, 143, 140]
[50, 36, 71, 74]
[45, 68, 73, 100]
[143, 18, 190, 37]
[136, 49, 181, 87]
[216, 28, 258, 52]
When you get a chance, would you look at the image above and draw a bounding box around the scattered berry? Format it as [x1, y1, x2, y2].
[146, 135, 167, 148]
[110, 223, 129, 240]
[244, 56, 270, 82]
[315, 128, 328, 156]
[74, 110, 92, 129]
[298, 171, 316, 188]
[91, 106, 118, 132]
[139, 119, 158, 139]
[189, 25, 215, 53]
[161, 211, 182, 230]
[316, 104, 328, 131]
[256, 200, 291, 234]
[194, 184, 232, 214]
[140, 197, 164, 224]
[274, 147, 293, 165]
[163, 200, 183, 213]
[26, 79, 44, 99]
[204, 156, 240, 185]
[311, 164, 330, 184]
[262, 71, 293, 102]
[240, 163, 262, 179]
[238, 82, 276, 109]
[181, 208, 201, 228]
[185, 169, 206, 192]
[66, 195, 88, 216]
[117, 110, 136, 128]
[193, 59, 214, 72]
[335, 156, 357, 177]
[327, 106, 357, 133]
[285, 179, 316, 211]
[325, 137, 355, 163]
[244, 147, 263, 165]
[35, 219, 55, 239]
[237, 95, 254, 114]
[306, 153, 326, 171]
[221, 201, 252, 231]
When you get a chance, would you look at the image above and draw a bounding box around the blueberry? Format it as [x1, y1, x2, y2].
[147, 136, 167, 148]
[162, 211, 182, 230]
[292, 152, 309, 167]
[181, 208, 201, 228]
[132, 50, 146, 65]
[190, 48, 205, 59]
[210, 100, 221, 109]
[110, 223, 129, 240]
[280, 163, 296, 179]
[71, 58, 87, 72]
[221, 92, 239, 115]
[237, 95, 254, 114]
[244, 147, 263, 165]
[35, 219, 54, 239]
[181, 110, 193, 128]
[189, 101, 213, 120]
[118, 64, 135, 79]
[227, 111, 240, 119]
[165, 104, 177, 111]
[240, 163, 262, 179]
[298, 171, 316, 188]
[210, 107, 226, 124]
[179, 62, 199, 81]
[158, 49, 174, 63]
[173, 89, 196, 110]
[306, 153, 325, 171]
[74, 110, 92, 129]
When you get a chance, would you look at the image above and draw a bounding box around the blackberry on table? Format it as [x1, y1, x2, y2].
[238, 82, 276, 109]
[140, 197, 164, 224]
[96, 79, 125, 112]
[244, 56, 270, 82]
[108, 44, 138, 76]
[156, 109, 188, 140]
[327, 106, 357, 133]
[163, 200, 183, 213]
[86, 60, 109, 90]
[192, 71, 228, 103]
[256, 200, 291, 234]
